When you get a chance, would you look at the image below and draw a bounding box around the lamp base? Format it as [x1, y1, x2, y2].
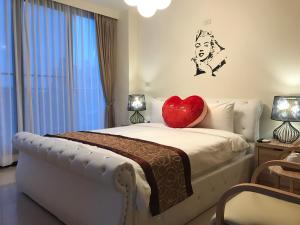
[130, 111, 144, 124]
[273, 121, 299, 144]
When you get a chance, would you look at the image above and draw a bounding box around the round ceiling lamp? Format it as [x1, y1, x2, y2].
[124, 0, 138, 7]
[124, 0, 172, 18]
[155, 0, 172, 10]
[137, 0, 157, 18]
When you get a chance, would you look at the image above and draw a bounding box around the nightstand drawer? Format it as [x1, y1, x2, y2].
[258, 147, 285, 165]
[257, 147, 287, 187]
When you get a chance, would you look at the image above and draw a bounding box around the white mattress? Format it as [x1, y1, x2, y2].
[89, 123, 250, 210]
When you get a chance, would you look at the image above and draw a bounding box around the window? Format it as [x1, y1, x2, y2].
[22, 0, 105, 134]
[72, 12, 105, 130]
[22, 2, 70, 134]
[0, 0, 106, 166]
[0, 0, 17, 166]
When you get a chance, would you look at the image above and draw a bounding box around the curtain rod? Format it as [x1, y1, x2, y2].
[52, 0, 120, 19]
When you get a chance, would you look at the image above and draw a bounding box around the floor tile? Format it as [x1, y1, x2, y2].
[0, 166, 214, 225]
[0, 166, 63, 225]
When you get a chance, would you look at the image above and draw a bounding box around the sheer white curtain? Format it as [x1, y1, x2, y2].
[72, 9, 105, 131]
[22, 0, 106, 135]
[0, 0, 106, 166]
[0, 0, 18, 166]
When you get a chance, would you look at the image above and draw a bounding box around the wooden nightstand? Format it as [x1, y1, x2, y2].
[255, 139, 300, 192]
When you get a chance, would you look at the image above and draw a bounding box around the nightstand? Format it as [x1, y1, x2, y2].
[255, 139, 300, 192]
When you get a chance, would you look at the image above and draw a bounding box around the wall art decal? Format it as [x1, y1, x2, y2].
[191, 30, 227, 77]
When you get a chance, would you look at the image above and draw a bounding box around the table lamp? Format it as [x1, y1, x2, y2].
[128, 94, 146, 124]
[271, 96, 300, 143]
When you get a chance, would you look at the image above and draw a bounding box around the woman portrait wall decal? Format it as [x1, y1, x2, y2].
[191, 30, 227, 77]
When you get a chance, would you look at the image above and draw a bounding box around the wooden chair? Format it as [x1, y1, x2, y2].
[212, 160, 300, 225]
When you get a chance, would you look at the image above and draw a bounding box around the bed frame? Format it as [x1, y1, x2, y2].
[13, 99, 263, 225]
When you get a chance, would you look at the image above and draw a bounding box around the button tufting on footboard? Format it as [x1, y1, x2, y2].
[100, 166, 106, 174]
[14, 132, 136, 194]
[83, 161, 90, 167]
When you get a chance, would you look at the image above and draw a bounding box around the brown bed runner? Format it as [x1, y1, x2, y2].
[45, 131, 193, 216]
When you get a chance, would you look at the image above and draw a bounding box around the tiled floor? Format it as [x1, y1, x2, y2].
[0, 166, 213, 225]
[0, 166, 64, 225]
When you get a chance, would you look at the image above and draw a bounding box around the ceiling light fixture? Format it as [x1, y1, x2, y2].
[124, 0, 172, 18]
[137, 0, 157, 18]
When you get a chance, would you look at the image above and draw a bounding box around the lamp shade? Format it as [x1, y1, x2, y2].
[128, 94, 146, 111]
[271, 96, 300, 122]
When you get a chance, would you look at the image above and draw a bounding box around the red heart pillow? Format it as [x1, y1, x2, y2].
[162, 96, 207, 128]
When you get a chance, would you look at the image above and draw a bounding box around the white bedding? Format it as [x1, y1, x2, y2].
[14, 99, 262, 225]
[86, 123, 250, 211]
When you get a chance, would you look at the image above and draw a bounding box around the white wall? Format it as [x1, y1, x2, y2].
[114, 9, 140, 126]
[131, 0, 300, 137]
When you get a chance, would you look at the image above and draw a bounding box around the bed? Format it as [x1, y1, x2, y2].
[13, 99, 263, 225]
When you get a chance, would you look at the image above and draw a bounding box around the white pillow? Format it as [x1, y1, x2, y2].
[197, 102, 235, 132]
[149, 98, 164, 123]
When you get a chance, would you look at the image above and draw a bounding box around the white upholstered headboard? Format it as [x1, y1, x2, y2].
[148, 97, 263, 143]
[206, 99, 263, 142]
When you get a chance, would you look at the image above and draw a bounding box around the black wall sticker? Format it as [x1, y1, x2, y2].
[191, 30, 227, 77]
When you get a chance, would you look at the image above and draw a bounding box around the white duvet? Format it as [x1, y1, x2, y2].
[90, 123, 250, 211]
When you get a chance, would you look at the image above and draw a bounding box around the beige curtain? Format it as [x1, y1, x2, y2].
[94, 14, 117, 128]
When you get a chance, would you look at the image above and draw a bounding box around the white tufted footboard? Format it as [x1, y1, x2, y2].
[13, 132, 136, 225]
